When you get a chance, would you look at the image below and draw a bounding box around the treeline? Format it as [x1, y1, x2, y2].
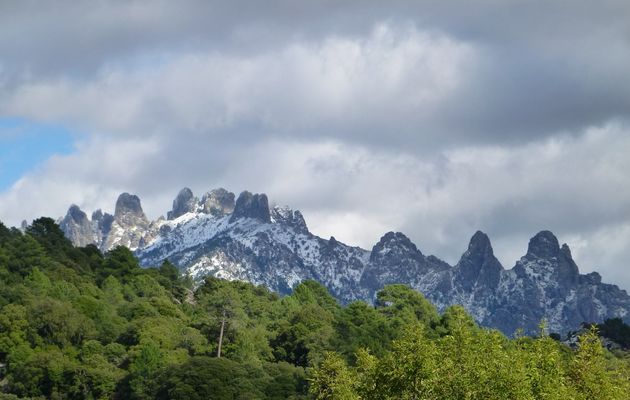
[0, 218, 629, 399]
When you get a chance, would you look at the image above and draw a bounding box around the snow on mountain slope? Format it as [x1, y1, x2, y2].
[59, 188, 630, 335]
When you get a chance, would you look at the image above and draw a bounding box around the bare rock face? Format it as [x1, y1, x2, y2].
[92, 209, 114, 239]
[167, 188, 198, 220]
[454, 231, 502, 291]
[526, 230, 561, 259]
[114, 193, 145, 222]
[361, 231, 451, 302]
[59, 205, 98, 247]
[200, 188, 235, 217]
[270, 206, 308, 233]
[167, 187, 236, 220]
[230, 191, 271, 223]
[104, 193, 152, 251]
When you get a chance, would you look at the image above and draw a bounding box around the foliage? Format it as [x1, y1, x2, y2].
[311, 315, 630, 400]
[597, 318, 630, 349]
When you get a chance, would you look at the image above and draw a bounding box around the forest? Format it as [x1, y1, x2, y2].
[0, 217, 629, 399]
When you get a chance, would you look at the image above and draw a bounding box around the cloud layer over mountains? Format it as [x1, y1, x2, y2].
[1, 1, 630, 289]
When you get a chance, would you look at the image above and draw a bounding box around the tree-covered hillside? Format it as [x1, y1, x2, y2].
[0, 218, 629, 399]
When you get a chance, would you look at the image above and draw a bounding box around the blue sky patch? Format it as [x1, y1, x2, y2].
[0, 117, 76, 191]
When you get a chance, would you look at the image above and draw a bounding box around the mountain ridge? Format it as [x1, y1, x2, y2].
[59, 187, 630, 335]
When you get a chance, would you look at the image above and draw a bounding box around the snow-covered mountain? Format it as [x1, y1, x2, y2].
[60, 188, 630, 335]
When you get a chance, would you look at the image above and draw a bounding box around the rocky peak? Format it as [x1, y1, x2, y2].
[581, 271, 602, 285]
[101, 193, 152, 251]
[455, 231, 503, 290]
[561, 243, 572, 259]
[200, 188, 235, 217]
[271, 206, 308, 233]
[66, 205, 89, 224]
[167, 187, 198, 220]
[92, 209, 114, 235]
[467, 230, 493, 255]
[526, 230, 560, 259]
[115, 193, 145, 219]
[60, 205, 95, 247]
[558, 242, 580, 283]
[370, 231, 422, 262]
[230, 191, 271, 223]
[113, 193, 149, 234]
[362, 231, 433, 292]
[517, 230, 579, 292]
[92, 209, 103, 221]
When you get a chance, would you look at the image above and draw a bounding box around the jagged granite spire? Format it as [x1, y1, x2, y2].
[59, 205, 97, 247]
[67, 204, 89, 223]
[230, 191, 271, 223]
[167, 187, 198, 220]
[526, 230, 560, 259]
[92, 209, 114, 237]
[454, 231, 503, 290]
[370, 232, 423, 261]
[200, 188, 235, 217]
[115, 193, 145, 220]
[105, 193, 152, 250]
[361, 232, 449, 294]
[521, 230, 579, 284]
[271, 206, 308, 233]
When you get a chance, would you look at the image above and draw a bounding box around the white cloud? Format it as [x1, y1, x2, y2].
[0, 136, 161, 224]
[1, 24, 474, 145]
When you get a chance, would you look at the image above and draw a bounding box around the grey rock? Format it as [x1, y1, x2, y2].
[167, 188, 198, 220]
[271, 206, 308, 233]
[200, 188, 235, 217]
[526, 230, 560, 259]
[230, 191, 271, 223]
[104, 193, 152, 251]
[454, 231, 502, 291]
[115, 193, 144, 219]
[365, 232, 426, 285]
[60, 205, 97, 247]
[363, 231, 451, 303]
[92, 209, 114, 237]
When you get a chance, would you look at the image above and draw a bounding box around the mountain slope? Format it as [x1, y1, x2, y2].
[59, 187, 630, 334]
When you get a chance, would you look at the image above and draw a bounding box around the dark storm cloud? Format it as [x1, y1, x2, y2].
[2, 1, 630, 146]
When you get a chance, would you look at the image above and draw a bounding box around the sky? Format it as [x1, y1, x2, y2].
[1, 1, 629, 289]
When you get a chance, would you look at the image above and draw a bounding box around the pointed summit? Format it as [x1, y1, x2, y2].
[113, 193, 150, 234]
[200, 188, 235, 217]
[167, 187, 198, 220]
[66, 204, 89, 224]
[517, 231, 580, 292]
[115, 193, 144, 219]
[92, 209, 114, 237]
[60, 205, 96, 247]
[370, 232, 422, 262]
[271, 205, 308, 233]
[468, 230, 493, 255]
[103, 193, 152, 251]
[455, 231, 502, 290]
[230, 191, 271, 223]
[527, 230, 560, 259]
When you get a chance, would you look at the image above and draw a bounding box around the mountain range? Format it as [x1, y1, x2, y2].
[59, 187, 630, 335]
